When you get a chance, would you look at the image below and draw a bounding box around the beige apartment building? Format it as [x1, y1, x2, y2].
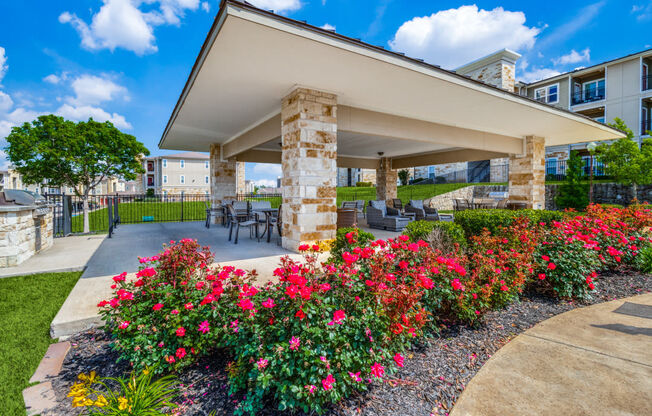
[517, 48, 652, 176]
[141, 152, 211, 195]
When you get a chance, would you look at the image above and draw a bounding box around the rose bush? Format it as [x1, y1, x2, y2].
[98, 205, 652, 414]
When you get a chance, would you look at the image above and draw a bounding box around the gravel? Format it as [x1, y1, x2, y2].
[46, 271, 650, 416]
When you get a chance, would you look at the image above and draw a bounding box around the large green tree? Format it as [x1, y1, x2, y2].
[4, 115, 149, 233]
[596, 117, 652, 201]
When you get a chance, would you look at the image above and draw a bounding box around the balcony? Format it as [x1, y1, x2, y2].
[571, 86, 605, 105]
[643, 75, 652, 91]
[643, 118, 651, 136]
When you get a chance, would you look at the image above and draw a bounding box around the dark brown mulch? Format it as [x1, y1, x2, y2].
[47, 271, 650, 416]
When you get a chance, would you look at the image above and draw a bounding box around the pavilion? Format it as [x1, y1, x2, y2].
[159, 0, 624, 251]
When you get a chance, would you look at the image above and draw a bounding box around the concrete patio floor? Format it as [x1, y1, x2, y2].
[451, 293, 652, 416]
[0, 234, 106, 279]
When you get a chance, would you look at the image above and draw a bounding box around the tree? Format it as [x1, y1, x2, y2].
[596, 117, 652, 201]
[5, 115, 149, 233]
[398, 169, 410, 186]
[555, 150, 589, 210]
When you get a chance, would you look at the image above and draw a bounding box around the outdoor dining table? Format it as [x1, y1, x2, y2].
[254, 207, 279, 243]
[471, 198, 497, 209]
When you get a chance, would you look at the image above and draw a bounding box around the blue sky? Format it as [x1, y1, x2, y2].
[1, 0, 651, 186]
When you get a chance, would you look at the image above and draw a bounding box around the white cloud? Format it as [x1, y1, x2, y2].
[0, 47, 7, 84]
[320, 23, 335, 31]
[252, 163, 282, 177]
[632, 3, 652, 21]
[56, 103, 132, 129]
[201, 1, 210, 12]
[59, 0, 201, 56]
[43, 74, 61, 84]
[519, 67, 561, 83]
[254, 179, 277, 188]
[389, 5, 540, 69]
[0, 149, 9, 170]
[67, 74, 128, 106]
[552, 48, 590, 66]
[247, 0, 302, 13]
[0, 91, 13, 113]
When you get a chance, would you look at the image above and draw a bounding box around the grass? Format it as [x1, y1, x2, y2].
[73, 183, 506, 233]
[0, 271, 82, 416]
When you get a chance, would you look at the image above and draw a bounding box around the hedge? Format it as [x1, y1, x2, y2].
[402, 220, 466, 247]
[454, 209, 568, 238]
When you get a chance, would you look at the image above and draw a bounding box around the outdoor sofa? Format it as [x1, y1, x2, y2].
[366, 200, 412, 232]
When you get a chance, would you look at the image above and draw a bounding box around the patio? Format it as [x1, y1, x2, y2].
[160, 0, 623, 253]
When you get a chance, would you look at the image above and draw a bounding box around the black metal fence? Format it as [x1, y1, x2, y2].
[43, 192, 286, 237]
[545, 157, 607, 181]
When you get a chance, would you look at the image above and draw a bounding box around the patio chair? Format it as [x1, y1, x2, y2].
[341, 201, 357, 210]
[366, 200, 412, 232]
[276, 204, 283, 245]
[405, 200, 440, 221]
[355, 200, 366, 218]
[227, 204, 258, 244]
[453, 198, 470, 211]
[496, 198, 509, 209]
[392, 198, 404, 212]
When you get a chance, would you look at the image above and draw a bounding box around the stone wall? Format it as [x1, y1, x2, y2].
[236, 162, 246, 194]
[545, 183, 652, 210]
[376, 157, 397, 205]
[424, 185, 508, 211]
[509, 136, 545, 209]
[0, 206, 53, 267]
[209, 144, 237, 223]
[280, 88, 337, 251]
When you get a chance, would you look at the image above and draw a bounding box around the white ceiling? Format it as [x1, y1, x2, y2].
[160, 3, 624, 153]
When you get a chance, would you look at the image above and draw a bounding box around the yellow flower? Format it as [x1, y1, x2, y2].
[72, 395, 91, 407]
[67, 383, 88, 398]
[86, 370, 98, 384]
[118, 396, 129, 411]
[142, 368, 150, 375]
[93, 395, 108, 407]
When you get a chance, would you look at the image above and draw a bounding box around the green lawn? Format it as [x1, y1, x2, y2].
[0, 271, 82, 416]
[72, 184, 509, 233]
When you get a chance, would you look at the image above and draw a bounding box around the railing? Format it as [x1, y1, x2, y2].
[44, 193, 211, 236]
[571, 86, 605, 105]
[643, 74, 652, 91]
[642, 118, 651, 136]
[545, 157, 607, 181]
[234, 193, 282, 208]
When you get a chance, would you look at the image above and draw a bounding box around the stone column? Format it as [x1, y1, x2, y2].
[508, 136, 545, 209]
[376, 157, 397, 206]
[209, 144, 237, 223]
[236, 161, 246, 194]
[281, 87, 337, 251]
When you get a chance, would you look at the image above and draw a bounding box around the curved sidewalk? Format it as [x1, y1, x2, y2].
[452, 293, 652, 416]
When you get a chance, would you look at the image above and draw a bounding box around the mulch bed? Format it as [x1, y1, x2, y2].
[47, 271, 650, 416]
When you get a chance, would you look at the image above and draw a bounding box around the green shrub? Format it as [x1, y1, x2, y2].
[403, 221, 465, 250]
[355, 181, 373, 187]
[329, 227, 375, 261]
[635, 245, 652, 273]
[454, 209, 567, 238]
[555, 150, 589, 210]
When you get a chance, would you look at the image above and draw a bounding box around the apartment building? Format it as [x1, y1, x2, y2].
[140, 152, 212, 195]
[517, 48, 652, 176]
[336, 168, 377, 187]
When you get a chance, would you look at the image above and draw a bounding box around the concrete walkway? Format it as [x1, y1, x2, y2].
[451, 293, 652, 416]
[0, 234, 106, 279]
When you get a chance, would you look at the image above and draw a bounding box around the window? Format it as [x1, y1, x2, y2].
[163, 175, 168, 184]
[204, 161, 209, 169]
[583, 79, 605, 101]
[205, 175, 209, 184]
[546, 158, 558, 175]
[180, 160, 185, 168]
[643, 107, 649, 135]
[428, 166, 435, 179]
[162, 159, 167, 168]
[535, 84, 559, 104]
[180, 175, 185, 184]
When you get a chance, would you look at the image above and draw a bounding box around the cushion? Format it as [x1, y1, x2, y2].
[370, 200, 387, 215]
[410, 200, 424, 210]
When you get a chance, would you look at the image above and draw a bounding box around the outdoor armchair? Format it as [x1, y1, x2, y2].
[366, 200, 411, 232]
[406, 199, 440, 221]
[226, 204, 258, 244]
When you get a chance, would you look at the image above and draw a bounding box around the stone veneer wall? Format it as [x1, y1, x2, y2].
[280, 88, 337, 251]
[0, 207, 53, 267]
[209, 144, 237, 222]
[546, 183, 652, 210]
[509, 136, 545, 209]
[376, 157, 397, 206]
[236, 162, 246, 194]
[423, 185, 508, 211]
